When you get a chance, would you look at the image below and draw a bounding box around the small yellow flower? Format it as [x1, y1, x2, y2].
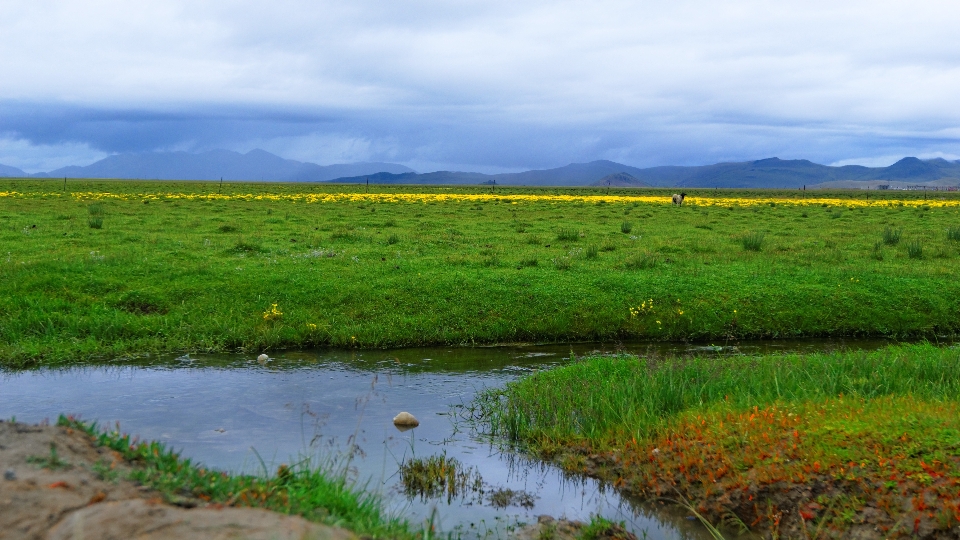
[307, 323, 318, 330]
[262, 303, 283, 321]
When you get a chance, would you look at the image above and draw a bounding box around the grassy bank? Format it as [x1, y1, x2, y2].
[56, 415, 416, 539]
[474, 344, 960, 538]
[3, 180, 960, 367]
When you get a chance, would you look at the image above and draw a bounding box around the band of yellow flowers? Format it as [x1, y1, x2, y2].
[1, 190, 957, 208]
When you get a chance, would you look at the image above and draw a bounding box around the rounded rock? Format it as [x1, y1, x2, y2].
[392, 412, 419, 427]
[256, 354, 269, 364]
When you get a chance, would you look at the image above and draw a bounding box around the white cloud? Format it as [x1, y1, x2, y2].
[0, 137, 109, 173]
[2, 0, 960, 169]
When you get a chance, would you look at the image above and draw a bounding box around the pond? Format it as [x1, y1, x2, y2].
[0, 339, 896, 539]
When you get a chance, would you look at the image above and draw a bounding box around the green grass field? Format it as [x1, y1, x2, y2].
[2, 179, 959, 367]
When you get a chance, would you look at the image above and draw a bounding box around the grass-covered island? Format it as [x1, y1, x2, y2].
[2, 180, 959, 368]
[474, 343, 960, 538]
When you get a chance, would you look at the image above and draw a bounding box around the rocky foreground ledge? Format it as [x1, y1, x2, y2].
[0, 420, 356, 540]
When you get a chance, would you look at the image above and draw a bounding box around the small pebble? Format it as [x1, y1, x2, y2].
[4, 469, 15, 481]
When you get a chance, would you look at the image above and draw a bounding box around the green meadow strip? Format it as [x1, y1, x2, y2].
[2, 180, 960, 368]
[474, 343, 960, 446]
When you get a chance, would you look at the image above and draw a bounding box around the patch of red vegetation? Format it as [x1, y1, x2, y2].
[557, 396, 960, 539]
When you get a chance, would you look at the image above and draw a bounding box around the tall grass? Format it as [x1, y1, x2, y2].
[555, 228, 580, 241]
[474, 344, 960, 445]
[623, 251, 658, 269]
[883, 227, 901, 245]
[620, 221, 632, 234]
[907, 239, 923, 259]
[740, 232, 764, 251]
[88, 203, 104, 229]
[947, 226, 960, 242]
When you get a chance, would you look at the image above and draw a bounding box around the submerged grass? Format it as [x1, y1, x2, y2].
[398, 454, 484, 504]
[57, 415, 416, 539]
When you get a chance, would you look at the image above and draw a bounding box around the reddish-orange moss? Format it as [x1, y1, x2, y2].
[557, 397, 960, 538]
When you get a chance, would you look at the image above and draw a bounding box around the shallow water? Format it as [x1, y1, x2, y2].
[1, 339, 897, 539]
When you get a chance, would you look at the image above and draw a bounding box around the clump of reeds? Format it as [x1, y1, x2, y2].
[740, 232, 764, 252]
[620, 222, 632, 234]
[585, 244, 599, 259]
[624, 251, 658, 270]
[88, 203, 104, 229]
[872, 240, 884, 261]
[947, 226, 960, 242]
[882, 227, 901, 246]
[399, 454, 483, 503]
[907, 239, 923, 259]
[556, 228, 581, 242]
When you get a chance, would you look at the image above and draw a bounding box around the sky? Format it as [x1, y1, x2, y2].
[2, 0, 960, 173]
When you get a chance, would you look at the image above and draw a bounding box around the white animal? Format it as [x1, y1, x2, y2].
[672, 192, 687, 206]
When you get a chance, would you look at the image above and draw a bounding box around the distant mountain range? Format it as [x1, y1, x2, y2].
[2, 150, 960, 188]
[331, 157, 960, 189]
[0, 149, 414, 182]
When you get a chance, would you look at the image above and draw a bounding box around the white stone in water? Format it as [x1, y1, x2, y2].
[257, 354, 269, 364]
[392, 412, 419, 427]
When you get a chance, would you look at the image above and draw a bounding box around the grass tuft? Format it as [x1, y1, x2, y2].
[947, 226, 960, 242]
[398, 454, 483, 504]
[907, 239, 923, 259]
[624, 251, 658, 270]
[882, 227, 901, 245]
[556, 228, 580, 242]
[620, 222, 632, 234]
[740, 232, 764, 251]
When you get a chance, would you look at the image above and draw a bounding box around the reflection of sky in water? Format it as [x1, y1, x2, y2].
[2, 340, 890, 539]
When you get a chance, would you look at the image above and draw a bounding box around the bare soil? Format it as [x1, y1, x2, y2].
[0, 420, 356, 540]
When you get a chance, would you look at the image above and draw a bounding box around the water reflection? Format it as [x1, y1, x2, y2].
[1, 339, 898, 539]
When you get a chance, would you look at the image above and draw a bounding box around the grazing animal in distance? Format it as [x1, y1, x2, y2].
[672, 192, 687, 206]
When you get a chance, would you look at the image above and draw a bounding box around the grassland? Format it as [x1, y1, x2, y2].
[474, 344, 960, 538]
[2, 179, 960, 367]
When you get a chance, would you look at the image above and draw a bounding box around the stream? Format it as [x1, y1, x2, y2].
[0, 339, 897, 539]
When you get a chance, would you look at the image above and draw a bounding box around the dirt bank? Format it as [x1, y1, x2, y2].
[0, 420, 356, 540]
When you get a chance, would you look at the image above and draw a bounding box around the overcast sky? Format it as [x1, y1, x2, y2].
[2, 0, 960, 173]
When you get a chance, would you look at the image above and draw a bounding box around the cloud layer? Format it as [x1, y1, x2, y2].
[2, 0, 960, 172]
